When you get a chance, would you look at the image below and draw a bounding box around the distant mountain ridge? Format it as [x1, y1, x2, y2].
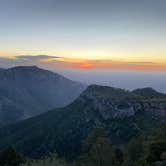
[83, 85, 166, 100]
[0, 66, 86, 125]
[0, 85, 165, 160]
[133, 87, 166, 99]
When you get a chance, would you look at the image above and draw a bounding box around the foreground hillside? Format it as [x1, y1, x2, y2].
[0, 124, 165, 166]
[0, 66, 86, 125]
[0, 85, 165, 162]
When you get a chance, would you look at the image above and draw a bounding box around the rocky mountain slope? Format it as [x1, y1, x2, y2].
[0, 66, 86, 125]
[0, 85, 165, 160]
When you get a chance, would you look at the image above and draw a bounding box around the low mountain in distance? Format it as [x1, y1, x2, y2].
[0, 66, 86, 125]
[133, 87, 166, 99]
[81, 85, 141, 100]
[0, 85, 165, 160]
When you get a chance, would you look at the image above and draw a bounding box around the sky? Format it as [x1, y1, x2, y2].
[0, 0, 166, 92]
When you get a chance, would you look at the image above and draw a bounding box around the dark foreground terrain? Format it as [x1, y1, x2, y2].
[0, 85, 165, 166]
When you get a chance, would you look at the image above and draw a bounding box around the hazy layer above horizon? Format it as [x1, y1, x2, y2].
[56, 69, 166, 93]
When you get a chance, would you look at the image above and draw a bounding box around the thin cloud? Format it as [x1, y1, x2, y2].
[15, 55, 62, 61]
[127, 61, 156, 65]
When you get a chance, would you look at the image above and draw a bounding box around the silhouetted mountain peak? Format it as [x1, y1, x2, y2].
[7, 66, 50, 75]
[9, 65, 39, 70]
[0, 66, 86, 125]
[133, 87, 166, 99]
[81, 85, 166, 101]
[80, 84, 140, 101]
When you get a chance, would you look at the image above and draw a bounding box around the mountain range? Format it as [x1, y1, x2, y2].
[0, 66, 86, 125]
[0, 84, 165, 160]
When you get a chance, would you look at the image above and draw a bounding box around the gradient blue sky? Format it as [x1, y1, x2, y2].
[0, 0, 166, 92]
[0, 0, 166, 61]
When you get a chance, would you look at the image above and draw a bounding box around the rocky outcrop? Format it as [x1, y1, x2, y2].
[78, 85, 166, 120]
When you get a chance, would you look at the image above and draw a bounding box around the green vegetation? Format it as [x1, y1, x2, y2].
[1, 125, 165, 166]
[75, 128, 123, 166]
[0, 147, 25, 166]
[123, 125, 166, 166]
[23, 154, 69, 166]
[0, 103, 159, 160]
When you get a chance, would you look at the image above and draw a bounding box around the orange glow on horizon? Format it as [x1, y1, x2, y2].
[42, 57, 166, 72]
[0, 54, 166, 72]
[79, 62, 95, 69]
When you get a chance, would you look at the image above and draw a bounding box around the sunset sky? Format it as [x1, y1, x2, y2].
[0, 0, 166, 91]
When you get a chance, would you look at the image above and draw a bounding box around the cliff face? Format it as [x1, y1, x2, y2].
[88, 99, 166, 120]
[78, 85, 166, 121]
